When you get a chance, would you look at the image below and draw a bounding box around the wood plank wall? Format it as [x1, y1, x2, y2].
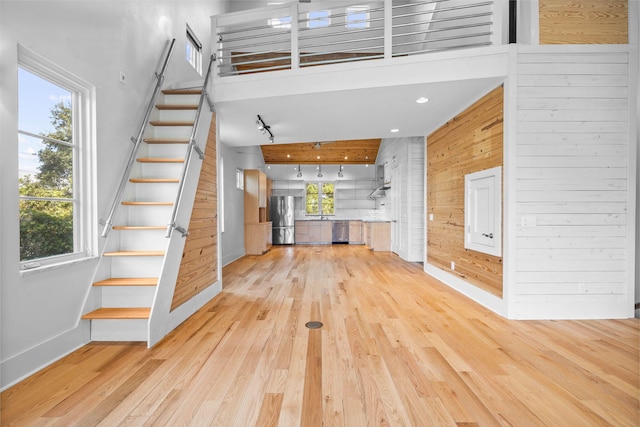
[539, 0, 628, 44]
[171, 113, 218, 311]
[427, 86, 504, 298]
[515, 49, 630, 307]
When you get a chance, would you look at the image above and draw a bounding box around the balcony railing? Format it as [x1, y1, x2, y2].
[212, 0, 506, 77]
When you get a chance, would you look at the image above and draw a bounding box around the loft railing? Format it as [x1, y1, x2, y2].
[165, 54, 216, 238]
[212, 0, 506, 77]
[101, 39, 176, 238]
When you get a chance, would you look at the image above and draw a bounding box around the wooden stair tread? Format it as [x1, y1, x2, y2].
[112, 225, 165, 230]
[93, 278, 158, 286]
[82, 307, 150, 320]
[103, 251, 165, 257]
[162, 89, 202, 95]
[121, 201, 173, 206]
[155, 104, 198, 110]
[136, 157, 184, 163]
[129, 178, 179, 183]
[149, 120, 194, 127]
[143, 138, 189, 144]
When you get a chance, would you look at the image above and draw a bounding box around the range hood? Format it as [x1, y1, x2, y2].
[368, 164, 390, 199]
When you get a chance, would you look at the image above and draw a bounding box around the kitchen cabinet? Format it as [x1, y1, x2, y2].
[244, 169, 271, 254]
[349, 220, 363, 244]
[294, 220, 332, 244]
[365, 221, 391, 251]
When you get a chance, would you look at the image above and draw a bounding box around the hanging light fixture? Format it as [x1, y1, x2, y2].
[296, 164, 302, 178]
[338, 165, 344, 178]
[317, 165, 323, 178]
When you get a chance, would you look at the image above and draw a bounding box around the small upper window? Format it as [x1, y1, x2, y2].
[346, 6, 370, 29]
[268, 16, 292, 29]
[307, 10, 330, 28]
[236, 168, 244, 190]
[186, 24, 202, 75]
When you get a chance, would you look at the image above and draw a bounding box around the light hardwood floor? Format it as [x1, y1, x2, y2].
[2, 245, 638, 426]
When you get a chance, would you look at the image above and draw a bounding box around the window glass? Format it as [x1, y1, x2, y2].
[268, 16, 292, 29]
[186, 24, 202, 75]
[18, 67, 76, 262]
[305, 182, 335, 215]
[308, 10, 330, 28]
[346, 6, 370, 29]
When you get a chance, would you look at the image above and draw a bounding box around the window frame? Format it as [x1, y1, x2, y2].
[305, 181, 335, 216]
[186, 24, 203, 75]
[346, 6, 370, 29]
[18, 45, 97, 272]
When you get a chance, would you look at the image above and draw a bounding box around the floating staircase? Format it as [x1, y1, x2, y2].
[82, 88, 203, 342]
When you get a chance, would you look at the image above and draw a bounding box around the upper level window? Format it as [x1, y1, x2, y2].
[186, 24, 202, 75]
[305, 182, 335, 215]
[18, 47, 95, 269]
[346, 6, 370, 29]
[268, 16, 292, 29]
[307, 10, 331, 28]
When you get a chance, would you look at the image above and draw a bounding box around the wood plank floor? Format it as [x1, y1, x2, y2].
[2, 245, 638, 426]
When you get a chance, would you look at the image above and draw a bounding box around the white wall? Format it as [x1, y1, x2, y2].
[512, 45, 637, 319]
[220, 144, 265, 266]
[0, 0, 227, 390]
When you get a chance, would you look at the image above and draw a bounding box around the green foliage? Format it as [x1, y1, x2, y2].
[305, 182, 335, 216]
[19, 101, 74, 261]
[306, 183, 319, 214]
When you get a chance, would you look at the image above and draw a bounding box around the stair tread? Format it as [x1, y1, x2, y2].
[112, 225, 165, 230]
[93, 278, 158, 286]
[143, 138, 189, 144]
[149, 120, 194, 126]
[162, 89, 202, 95]
[136, 157, 185, 163]
[103, 250, 165, 256]
[121, 201, 173, 206]
[155, 104, 198, 110]
[82, 307, 151, 320]
[129, 178, 179, 183]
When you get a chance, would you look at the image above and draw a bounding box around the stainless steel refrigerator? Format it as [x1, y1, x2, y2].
[270, 196, 295, 244]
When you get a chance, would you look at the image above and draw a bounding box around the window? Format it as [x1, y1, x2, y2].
[268, 16, 292, 29]
[236, 168, 244, 190]
[307, 10, 330, 28]
[186, 24, 202, 75]
[346, 6, 370, 29]
[18, 47, 95, 269]
[305, 182, 334, 215]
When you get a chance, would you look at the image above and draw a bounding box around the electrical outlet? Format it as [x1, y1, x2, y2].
[451, 261, 455, 270]
[119, 71, 126, 84]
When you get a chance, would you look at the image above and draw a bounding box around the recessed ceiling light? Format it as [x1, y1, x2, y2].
[317, 155, 320, 159]
[416, 97, 429, 104]
[344, 156, 348, 160]
[287, 154, 290, 158]
[390, 129, 399, 133]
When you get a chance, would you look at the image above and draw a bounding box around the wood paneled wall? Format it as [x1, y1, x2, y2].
[515, 49, 630, 310]
[171, 113, 218, 311]
[427, 86, 504, 298]
[539, 0, 628, 44]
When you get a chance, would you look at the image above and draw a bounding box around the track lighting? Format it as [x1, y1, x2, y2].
[297, 164, 302, 178]
[338, 165, 344, 178]
[317, 165, 323, 178]
[256, 115, 274, 143]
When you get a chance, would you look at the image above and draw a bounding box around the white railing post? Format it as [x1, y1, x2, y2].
[384, 0, 393, 59]
[491, 0, 508, 46]
[211, 16, 220, 78]
[290, 2, 300, 70]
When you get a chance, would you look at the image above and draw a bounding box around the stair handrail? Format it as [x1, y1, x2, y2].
[101, 38, 177, 238]
[166, 53, 216, 238]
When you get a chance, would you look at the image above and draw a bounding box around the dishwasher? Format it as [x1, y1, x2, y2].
[332, 220, 349, 243]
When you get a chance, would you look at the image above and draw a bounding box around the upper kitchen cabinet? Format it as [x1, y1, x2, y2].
[244, 169, 269, 223]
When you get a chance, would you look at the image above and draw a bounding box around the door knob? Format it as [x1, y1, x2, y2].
[482, 233, 494, 239]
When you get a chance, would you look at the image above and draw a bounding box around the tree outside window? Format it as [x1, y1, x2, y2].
[306, 182, 334, 215]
